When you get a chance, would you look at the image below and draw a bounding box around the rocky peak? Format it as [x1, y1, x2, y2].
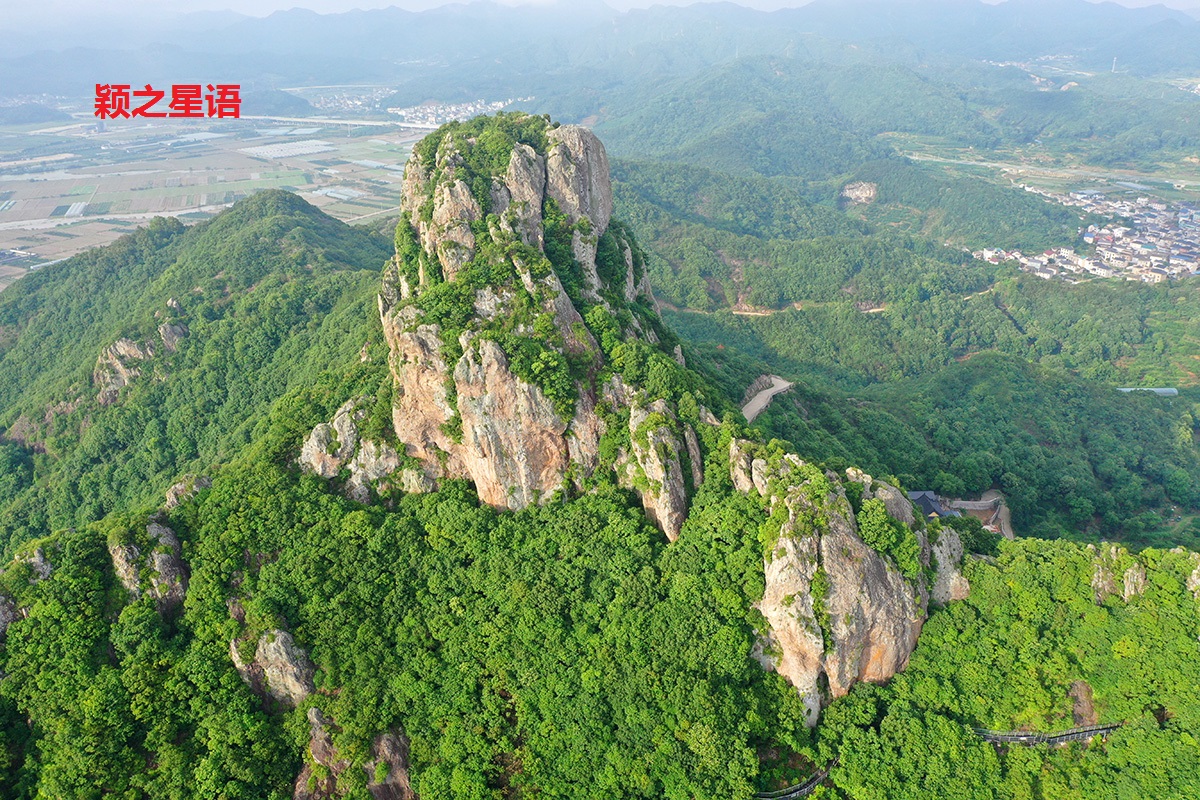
[374, 113, 698, 536]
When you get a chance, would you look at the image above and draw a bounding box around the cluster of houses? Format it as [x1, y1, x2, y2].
[972, 188, 1200, 283]
[385, 97, 534, 128]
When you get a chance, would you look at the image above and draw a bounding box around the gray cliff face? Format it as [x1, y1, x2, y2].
[493, 142, 546, 249]
[363, 732, 417, 800]
[373, 116, 684, 536]
[546, 126, 612, 236]
[454, 338, 574, 510]
[753, 482, 825, 725]
[231, 629, 315, 709]
[146, 522, 188, 609]
[734, 441, 950, 725]
[109, 543, 141, 597]
[157, 322, 188, 353]
[545, 125, 613, 301]
[819, 502, 924, 699]
[398, 141, 482, 284]
[930, 527, 971, 605]
[429, 180, 481, 281]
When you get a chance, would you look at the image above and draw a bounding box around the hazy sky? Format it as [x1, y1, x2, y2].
[5, 0, 1199, 29]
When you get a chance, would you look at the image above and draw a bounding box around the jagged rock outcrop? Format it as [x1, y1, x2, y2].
[0, 544, 56, 641]
[455, 338, 577, 509]
[107, 522, 188, 612]
[623, 401, 690, 541]
[94, 338, 153, 405]
[492, 142, 546, 249]
[545, 125, 612, 301]
[294, 708, 416, 800]
[165, 474, 212, 509]
[1187, 552, 1200, 601]
[157, 322, 188, 352]
[374, 114, 690, 536]
[19, 546, 53, 582]
[295, 708, 348, 800]
[1089, 543, 1147, 603]
[231, 629, 315, 709]
[845, 467, 973, 604]
[299, 398, 417, 503]
[845, 467, 916, 529]
[840, 181, 878, 206]
[734, 442, 944, 725]
[364, 732, 417, 800]
[0, 595, 18, 642]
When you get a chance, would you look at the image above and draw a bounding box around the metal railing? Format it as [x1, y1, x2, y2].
[748, 722, 1121, 799]
[974, 723, 1123, 746]
[753, 759, 839, 800]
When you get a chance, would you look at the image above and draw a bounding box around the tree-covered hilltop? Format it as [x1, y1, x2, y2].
[1, 404, 1197, 799]
[0, 434, 811, 799]
[0, 190, 392, 557]
[0, 111, 962, 796]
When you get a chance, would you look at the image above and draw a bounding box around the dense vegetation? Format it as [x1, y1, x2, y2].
[0, 368, 811, 798]
[2, 408, 1197, 797]
[749, 354, 1200, 549]
[2, 354, 1198, 798]
[813, 538, 1200, 799]
[663, 263, 1200, 547]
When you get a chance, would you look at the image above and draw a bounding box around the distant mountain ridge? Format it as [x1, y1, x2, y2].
[3, 0, 1199, 96]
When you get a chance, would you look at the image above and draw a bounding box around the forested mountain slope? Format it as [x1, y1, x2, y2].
[0, 191, 391, 557]
[0, 116, 1197, 800]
